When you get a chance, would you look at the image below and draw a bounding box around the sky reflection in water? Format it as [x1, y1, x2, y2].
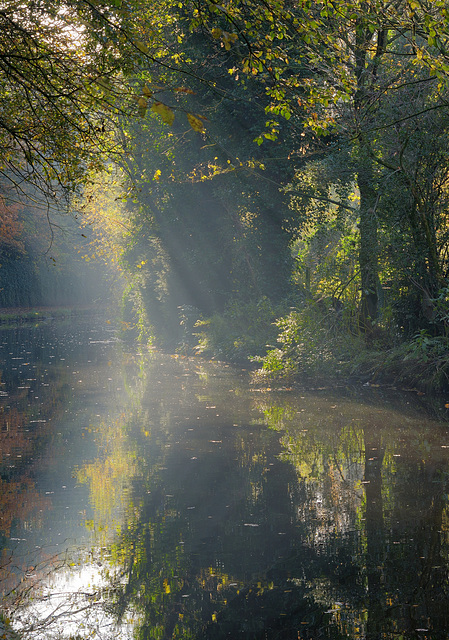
[1, 319, 449, 639]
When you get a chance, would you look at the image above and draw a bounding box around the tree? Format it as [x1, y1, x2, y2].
[0, 196, 23, 254]
[1, 1, 109, 201]
[0, 0, 203, 206]
[190, 0, 449, 330]
[108, 23, 309, 346]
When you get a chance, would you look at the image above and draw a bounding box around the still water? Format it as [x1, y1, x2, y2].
[1, 318, 449, 640]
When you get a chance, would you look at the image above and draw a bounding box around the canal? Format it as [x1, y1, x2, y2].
[1, 317, 449, 639]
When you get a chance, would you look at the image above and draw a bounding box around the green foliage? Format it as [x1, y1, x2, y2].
[375, 330, 449, 391]
[429, 286, 449, 332]
[256, 304, 363, 381]
[120, 281, 155, 345]
[293, 225, 359, 315]
[108, 24, 302, 347]
[254, 297, 449, 391]
[5, 0, 449, 395]
[191, 0, 449, 339]
[195, 297, 287, 361]
[0, 0, 193, 204]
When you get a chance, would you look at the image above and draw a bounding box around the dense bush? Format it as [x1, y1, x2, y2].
[194, 297, 289, 362]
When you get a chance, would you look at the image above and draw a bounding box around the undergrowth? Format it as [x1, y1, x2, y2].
[356, 330, 449, 392]
[244, 303, 449, 393]
[194, 296, 289, 362]
[252, 302, 365, 384]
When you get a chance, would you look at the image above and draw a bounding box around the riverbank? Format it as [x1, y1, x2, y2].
[193, 302, 449, 396]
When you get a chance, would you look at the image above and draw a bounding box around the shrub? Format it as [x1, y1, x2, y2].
[194, 296, 287, 362]
[255, 302, 364, 381]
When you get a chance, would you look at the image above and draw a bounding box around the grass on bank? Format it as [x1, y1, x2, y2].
[193, 297, 449, 393]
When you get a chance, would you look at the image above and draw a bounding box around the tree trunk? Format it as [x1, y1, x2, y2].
[353, 18, 383, 332]
[358, 156, 379, 330]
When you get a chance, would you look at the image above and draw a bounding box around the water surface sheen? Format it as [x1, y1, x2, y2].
[1, 319, 449, 640]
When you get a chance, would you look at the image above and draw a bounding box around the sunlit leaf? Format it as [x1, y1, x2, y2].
[137, 96, 147, 117]
[135, 41, 149, 54]
[151, 101, 175, 125]
[187, 113, 205, 132]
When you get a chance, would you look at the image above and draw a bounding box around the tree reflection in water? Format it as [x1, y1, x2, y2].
[256, 393, 449, 639]
[88, 359, 449, 640]
[1, 326, 449, 639]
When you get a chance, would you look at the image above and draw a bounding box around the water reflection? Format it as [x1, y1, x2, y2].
[257, 393, 449, 639]
[1, 320, 449, 639]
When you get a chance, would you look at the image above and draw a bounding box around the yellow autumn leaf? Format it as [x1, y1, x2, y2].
[135, 41, 149, 54]
[142, 85, 152, 97]
[223, 32, 238, 50]
[187, 113, 205, 132]
[151, 101, 175, 125]
[137, 96, 147, 117]
[174, 86, 195, 94]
